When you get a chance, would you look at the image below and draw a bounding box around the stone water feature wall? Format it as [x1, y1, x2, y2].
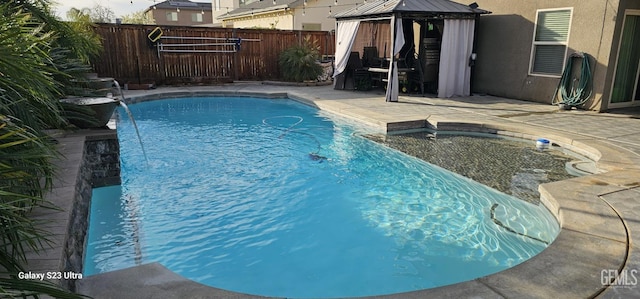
[62, 131, 120, 291]
[83, 134, 121, 187]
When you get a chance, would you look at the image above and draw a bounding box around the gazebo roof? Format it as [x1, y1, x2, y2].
[333, 0, 490, 20]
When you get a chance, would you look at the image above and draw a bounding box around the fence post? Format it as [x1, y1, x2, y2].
[232, 29, 239, 81]
[156, 27, 166, 84]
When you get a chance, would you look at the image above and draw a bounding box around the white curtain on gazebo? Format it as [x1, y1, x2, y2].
[438, 18, 475, 98]
[333, 20, 361, 80]
[385, 15, 405, 102]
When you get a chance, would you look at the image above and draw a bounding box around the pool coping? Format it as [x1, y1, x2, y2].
[71, 88, 640, 298]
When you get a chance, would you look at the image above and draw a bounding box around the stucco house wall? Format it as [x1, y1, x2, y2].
[472, 0, 637, 111]
[229, 12, 294, 29]
[212, 0, 240, 26]
[219, 0, 353, 31]
[145, 6, 214, 26]
[291, 0, 340, 31]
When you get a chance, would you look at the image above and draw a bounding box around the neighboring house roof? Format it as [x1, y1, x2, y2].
[334, 0, 490, 19]
[219, 0, 303, 19]
[146, 0, 212, 12]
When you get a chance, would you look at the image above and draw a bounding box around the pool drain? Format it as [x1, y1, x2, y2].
[490, 203, 549, 245]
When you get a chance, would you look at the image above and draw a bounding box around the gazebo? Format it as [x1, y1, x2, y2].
[332, 0, 490, 102]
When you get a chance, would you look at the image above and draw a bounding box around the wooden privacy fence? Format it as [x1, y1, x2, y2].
[91, 24, 336, 85]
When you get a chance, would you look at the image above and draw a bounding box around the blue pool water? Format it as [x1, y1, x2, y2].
[85, 96, 560, 298]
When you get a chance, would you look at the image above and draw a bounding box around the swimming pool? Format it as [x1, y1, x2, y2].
[84, 96, 560, 298]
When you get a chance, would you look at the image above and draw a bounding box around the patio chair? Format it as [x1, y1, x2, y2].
[343, 52, 367, 90]
[362, 46, 380, 67]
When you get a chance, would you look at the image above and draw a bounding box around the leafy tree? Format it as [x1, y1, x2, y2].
[121, 10, 152, 25]
[67, 4, 115, 24]
[66, 7, 92, 23]
[92, 4, 115, 23]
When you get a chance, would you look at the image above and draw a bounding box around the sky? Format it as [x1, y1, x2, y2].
[51, 0, 157, 19]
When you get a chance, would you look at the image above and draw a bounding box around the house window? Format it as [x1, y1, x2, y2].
[241, 0, 261, 6]
[167, 12, 178, 22]
[214, 0, 221, 11]
[192, 13, 203, 22]
[529, 8, 572, 76]
[302, 23, 321, 31]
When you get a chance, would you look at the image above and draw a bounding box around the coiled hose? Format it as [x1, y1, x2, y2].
[262, 116, 326, 161]
[552, 52, 593, 108]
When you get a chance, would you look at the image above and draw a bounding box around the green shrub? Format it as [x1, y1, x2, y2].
[278, 36, 323, 82]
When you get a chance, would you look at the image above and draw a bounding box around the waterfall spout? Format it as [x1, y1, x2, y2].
[112, 79, 148, 164]
[113, 80, 126, 102]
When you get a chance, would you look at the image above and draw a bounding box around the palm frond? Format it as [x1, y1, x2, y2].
[0, 2, 102, 298]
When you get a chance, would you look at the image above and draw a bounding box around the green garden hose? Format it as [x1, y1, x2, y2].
[552, 52, 593, 108]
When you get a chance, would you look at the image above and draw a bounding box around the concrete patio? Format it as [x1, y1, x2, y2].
[30, 83, 640, 298]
